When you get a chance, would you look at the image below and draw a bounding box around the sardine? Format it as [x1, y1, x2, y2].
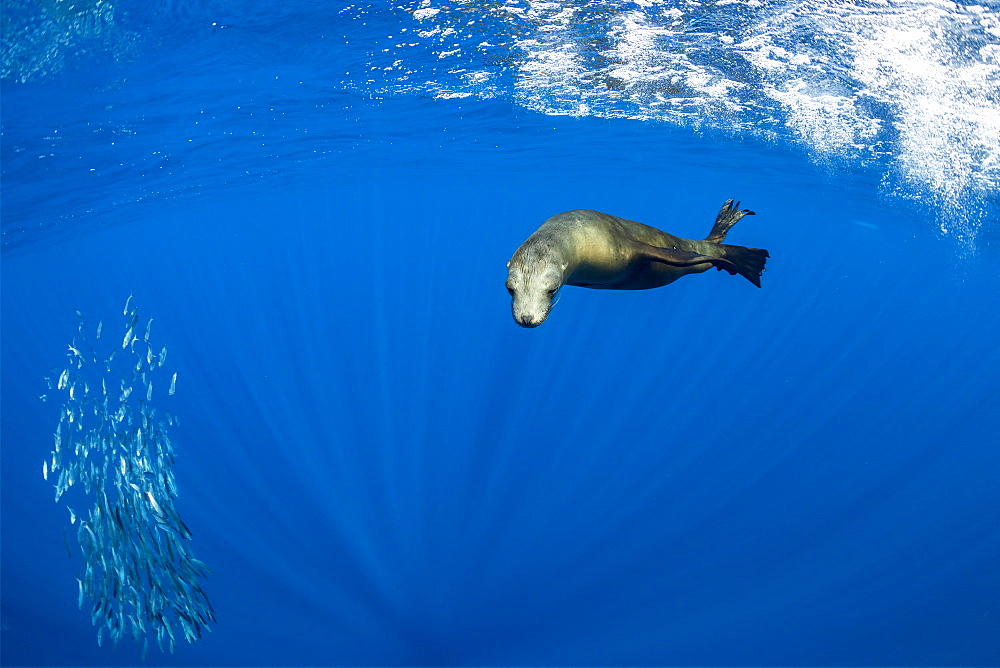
[144, 318, 153, 342]
[43, 460, 48, 480]
[123, 294, 133, 316]
[155, 520, 179, 538]
[57, 369, 69, 390]
[191, 557, 212, 577]
[165, 617, 176, 646]
[122, 327, 133, 350]
[159, 346, 167, 367]
[146, 382, 153, 402]
[165, 472, 179, 497]
[168, 372, 177, 396]
[145, 491, 163, 515]
[96, 320, 103, 339]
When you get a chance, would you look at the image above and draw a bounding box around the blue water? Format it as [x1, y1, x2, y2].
[3, 1, 1000, 665]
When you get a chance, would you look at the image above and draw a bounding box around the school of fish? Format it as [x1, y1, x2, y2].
[42, 295, 214, 657]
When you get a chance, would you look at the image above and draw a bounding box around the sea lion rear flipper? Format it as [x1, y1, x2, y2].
[641, 245, 738, 275]
[720, 244, 770, 287]
[705, 199, 755, 243]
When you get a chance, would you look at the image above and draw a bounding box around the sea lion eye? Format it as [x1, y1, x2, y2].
[546, 288, 557, 296]
[506, 285, 515, 296]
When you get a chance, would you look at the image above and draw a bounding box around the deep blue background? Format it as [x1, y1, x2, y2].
[3, 1, 1000, 665]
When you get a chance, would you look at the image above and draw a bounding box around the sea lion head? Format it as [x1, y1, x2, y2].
[506, 241, 566, 328]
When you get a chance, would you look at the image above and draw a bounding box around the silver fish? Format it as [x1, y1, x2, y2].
[144, 318, 153, 342]
[145, 491, 162, 516]
[122, 327, 133, 350]
[57, 369, 69, 390]
[123, 294, 133, 315]
[168, 372, 177, 396]
[96, 320, 103, 339]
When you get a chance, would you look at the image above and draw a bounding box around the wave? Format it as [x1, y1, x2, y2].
[2, 0, 998, 247]
[381, 0, 1000, 241]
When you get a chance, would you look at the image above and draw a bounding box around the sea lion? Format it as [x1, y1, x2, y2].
[506, 199, 769, 328]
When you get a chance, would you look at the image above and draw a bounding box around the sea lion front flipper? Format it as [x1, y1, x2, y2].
[705, 199, 755, 243]
[639, 245, 739, 275]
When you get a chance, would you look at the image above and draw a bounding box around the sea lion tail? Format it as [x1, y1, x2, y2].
[706, 199, 755, 243]
[719, 244, 769, 288]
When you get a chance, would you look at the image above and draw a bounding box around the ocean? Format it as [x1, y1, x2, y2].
[2, 0, 999, 665]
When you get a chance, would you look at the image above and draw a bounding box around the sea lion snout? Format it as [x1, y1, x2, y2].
[510, 292, 552, 328]
[518, 314, 542, 328]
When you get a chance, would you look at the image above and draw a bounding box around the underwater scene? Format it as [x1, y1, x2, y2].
[2, 0, 999, 665]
